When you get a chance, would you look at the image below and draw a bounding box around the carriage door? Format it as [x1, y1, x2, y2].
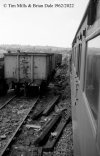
[85, 36, 100, 155]
[77, 37, 100, 156]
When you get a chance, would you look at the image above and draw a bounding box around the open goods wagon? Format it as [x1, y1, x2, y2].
[4, 52, 62, 95]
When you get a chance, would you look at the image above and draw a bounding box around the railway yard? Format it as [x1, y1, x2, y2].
[0, 55, 73, 156]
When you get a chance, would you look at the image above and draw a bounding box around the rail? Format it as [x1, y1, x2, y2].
[0, 95, 16, 110]
[0, 96, 39, 156]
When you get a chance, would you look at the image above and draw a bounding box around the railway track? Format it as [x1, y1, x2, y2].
[0, 91, 16, 110]
[0, 93, 71, 156]
[0, 95, 16, 110]
[0, 96, 39, 156]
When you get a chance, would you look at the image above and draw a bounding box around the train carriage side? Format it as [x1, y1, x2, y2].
[71, 0, 100, 156]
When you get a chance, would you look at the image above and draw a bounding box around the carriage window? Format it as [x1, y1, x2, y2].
[85, 36, 100, 120]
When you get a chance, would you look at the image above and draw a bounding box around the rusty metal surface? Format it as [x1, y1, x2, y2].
[4, 53, 55, 84]
[19, 55, 32, 81]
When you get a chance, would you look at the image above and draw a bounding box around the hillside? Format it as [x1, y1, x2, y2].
[0, 44, 71, 55]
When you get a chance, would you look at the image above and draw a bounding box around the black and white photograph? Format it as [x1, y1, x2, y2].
[0, 0, 100, 156]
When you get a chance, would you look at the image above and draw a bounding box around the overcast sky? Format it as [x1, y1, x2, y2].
[0, 0, 89, 48]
